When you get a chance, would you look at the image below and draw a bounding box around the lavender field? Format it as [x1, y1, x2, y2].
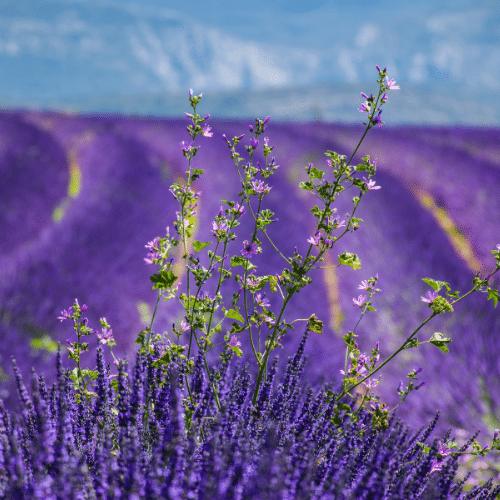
[1, 108, 499, 483]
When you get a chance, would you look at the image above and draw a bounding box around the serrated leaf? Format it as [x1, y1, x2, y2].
[307, 314, 323, 334]
[338, 252, 361, 270]
[422, 278, 450, 293]
[487, 288, 499, 308]
[150, 269, 178, 288]
[230, 256, 246, 268]
[429, 332, 451, 354]
[192, 240, 211, 253]
[225, 308, 244, 323]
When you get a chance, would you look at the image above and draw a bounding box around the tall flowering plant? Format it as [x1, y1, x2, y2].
[55, 66, 500, 480]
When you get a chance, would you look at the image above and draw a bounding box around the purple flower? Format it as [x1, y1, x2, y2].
[96, 327, 114, 345]
[57, 308, 73, 321]
[358, 280, 373, 291]
[255, 293, 270, 308]
[333, 216, 346, 229]
[371, 109, 383, 128]
[363, 177, 381, 190]
[179, 140, 193, 152]
[421, 290, 438, 303]
[385, 75, 400, 90]
[429, 460, 443, 475]
[307, 231, 321, 246]
[201, 124, 213, 137]
[358, 101, 372, 114]
[241, 240, 258, 258]
[233, 203, 245, 217]
[353, 295, 366, 307]
[250, 180, 272, 195]
[65, 339, 74, 354]
[144, 236, 161, 264]
[229, 335, 241, 348]
[250, 137, 259, 148]
[212, 220, 228, 237]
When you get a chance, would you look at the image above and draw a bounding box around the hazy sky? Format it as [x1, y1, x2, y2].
[0, 0, 498, 125]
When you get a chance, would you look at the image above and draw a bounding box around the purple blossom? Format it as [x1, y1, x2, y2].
[353, 295, 367, 307]
[96, 326, 114, 345]
[201, 124, 213, 137]
[358, 101, 372, 114]
[371, 109, 383, 128]
[241, 240, 258, 258]
[233, 203, 245, 217]
[57, 308, 73, 321]
[307, 231, 321, 246]
[363, 177, 382, 190]
[250, 180, 272, 195]
[229, 335, 241, 348]
[255, 293, 270, 308]
[179, 140, 193, 152]
[144, 236, 161, 264]
[421, 290, 438, 303]
[211, 220, 228, 237]
[250, 137, 259, 148]
[385, 75, 400, 90]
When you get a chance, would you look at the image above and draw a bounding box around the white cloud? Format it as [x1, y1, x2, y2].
[355, 24, 379, 49]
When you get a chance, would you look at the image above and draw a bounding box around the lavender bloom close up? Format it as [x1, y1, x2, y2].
[1, 331, 498, 499]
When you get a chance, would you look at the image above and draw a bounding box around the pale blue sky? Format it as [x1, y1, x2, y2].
[0, 0, 498, 125]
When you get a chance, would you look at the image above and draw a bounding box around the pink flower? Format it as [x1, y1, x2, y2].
[363, 177, 381, 190]
[421, 290, 438, 303]
[353, 295, 366, 307]
[385, 76, 400, 90]
[96, 328, 114, 345]
[229, 335, 241, 348]
[58, 308, 73, 321]
[307, 231, 321, 246]
[201, 124, 213, 137]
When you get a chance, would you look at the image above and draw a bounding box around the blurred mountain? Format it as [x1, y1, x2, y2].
[0, 0, 498, 126]
[1, 80, 498, 128]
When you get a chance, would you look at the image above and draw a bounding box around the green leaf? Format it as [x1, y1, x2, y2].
[338, 252, 361, 270]
[307, 314, 323, 334]
[339, 404, 351, 412]
[404, 339, 419, 349]
[429, 332, 451, 354]
[230, 256, 247, 268]
[299, 181, 314, 191]
[309, 166, 324, 180]
[224, 308, 245, 323]
[151, 351, 172, 368]
[487, 288, 499, 308]
[422, 278, 450, 293]
[192, 240, 211, 253]
[150, 269, 178, 289]
[230, 345, 243, 357]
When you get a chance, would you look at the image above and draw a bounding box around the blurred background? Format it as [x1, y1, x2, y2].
[0, 0, 498, 126]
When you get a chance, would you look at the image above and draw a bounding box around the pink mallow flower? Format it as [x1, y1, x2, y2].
[229, 335, 241, 348]
[241, 240, 258, 258]
[307, 231, 321, 246]
[421, 290, 438, 303]
[353, 295, 366, 307]
[363, 177, 381, 190]
[96, 327, 114, 345]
